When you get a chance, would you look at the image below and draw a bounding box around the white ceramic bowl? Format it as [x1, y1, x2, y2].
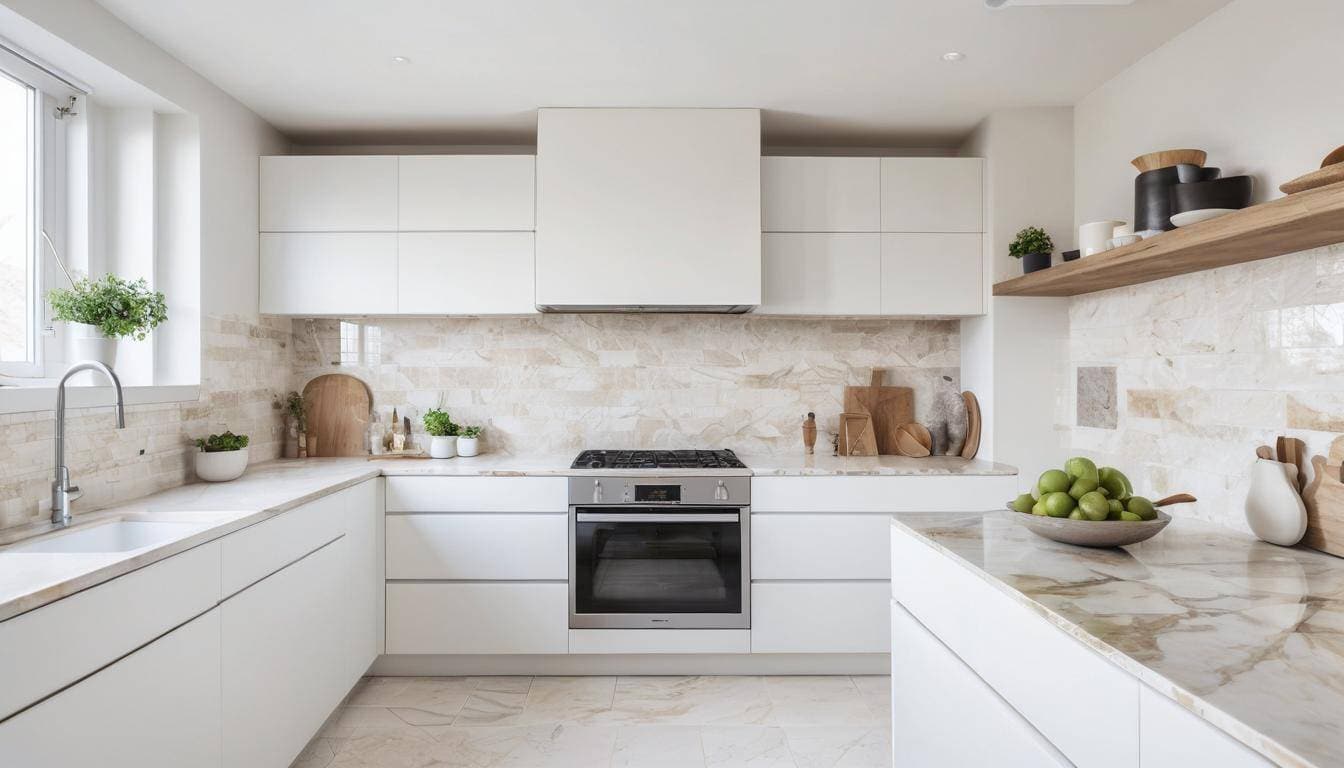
[195, 447, 249, 482]
[1002, 507, 1171, 548]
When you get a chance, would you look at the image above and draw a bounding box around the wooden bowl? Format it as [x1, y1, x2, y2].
[1322, 145, 1344, 168]
[1002, 508, 1172, 548]
[1131, 149, 1207, 173]
[895, 423, 932, 458]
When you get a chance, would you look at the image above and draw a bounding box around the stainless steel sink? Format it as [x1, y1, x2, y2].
[3, 520, 205, 554]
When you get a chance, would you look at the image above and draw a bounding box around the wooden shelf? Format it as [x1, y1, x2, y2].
[993, 179, 1344, 297]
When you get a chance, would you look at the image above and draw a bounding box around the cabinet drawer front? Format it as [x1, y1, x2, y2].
[0, 540, 220, 721]
[880, 157, 982, 233]
[751, 475, 1016, 513]
[880, 233, 983, 316]
[387, 513, 567, 580]
[1139, 685, 1272, 768]
[751, 582, 889, 653]
[891, 525, 1138, 768]
[761, 157, 880, 232]
[397, 232, 537, 314]
[220, 489, 346, 597]
[261, 155, 398, 232]
[569, 629, 751, 655]
[759, 233, 881, 315]
[259, 233, 398, 315]
[752, 514, 890, 580]
[399, 155, 536, 231]
[386, 582, 569, 654]
[385, 476, 567, 512]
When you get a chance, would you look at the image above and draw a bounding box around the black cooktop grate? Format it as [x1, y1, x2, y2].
[571, 449, 747, 470]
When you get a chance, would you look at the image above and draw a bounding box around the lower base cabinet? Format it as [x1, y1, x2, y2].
[387, 582, 569, 654]
[751, 582, 889, 653]
[0, 609, 223, 768]
[222, 538, 347, 768]
[1139, 686, 1272, 768]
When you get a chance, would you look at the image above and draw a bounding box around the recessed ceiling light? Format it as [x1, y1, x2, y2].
[391, 56, 411, 64]
[942, 52, 966, 62]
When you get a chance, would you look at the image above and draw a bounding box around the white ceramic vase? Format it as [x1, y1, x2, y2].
[68, 323, 118, 385]
[458, 436, 480, 457]
[196, 447, 249, 483]
[1245, 458, 1307, 546]
[429, 435, 457, 459]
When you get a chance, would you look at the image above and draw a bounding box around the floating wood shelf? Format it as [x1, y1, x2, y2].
[993, 179, 1344, 297]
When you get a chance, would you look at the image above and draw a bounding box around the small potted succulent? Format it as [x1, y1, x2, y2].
[194, 431, 250, 482]
[423, 408, 459, 459]
[458, 425, 483, 457]
[1009, 226, 1055, 275]
[48, 274, 168, 370]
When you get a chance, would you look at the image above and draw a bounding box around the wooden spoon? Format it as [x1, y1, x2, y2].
[1154, 493, 1197, 507]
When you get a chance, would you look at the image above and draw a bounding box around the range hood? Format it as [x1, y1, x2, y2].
[534, 108, 762, 313]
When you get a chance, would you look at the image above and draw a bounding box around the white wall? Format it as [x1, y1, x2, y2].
[1075, 0, 1344, 226]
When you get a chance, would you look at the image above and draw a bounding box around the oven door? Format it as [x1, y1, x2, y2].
[570, 507, 749, 629]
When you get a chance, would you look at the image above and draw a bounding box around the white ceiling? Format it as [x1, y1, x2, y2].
[93, 0, 1228, 147]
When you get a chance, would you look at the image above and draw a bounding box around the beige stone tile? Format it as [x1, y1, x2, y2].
[764, 677, 875, 727]
[291, 736, 343, 768]
[783, 726, 892, 768]
[519, 676, 616, 723]
[455, 688, 532, 726]
[599, 676, 773, 726]
[320, 706, 411, 739]
[702, 726, 797, 768]
[612, 725, 705, 767]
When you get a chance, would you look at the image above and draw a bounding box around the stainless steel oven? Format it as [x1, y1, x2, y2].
[569, 475, 750, 629]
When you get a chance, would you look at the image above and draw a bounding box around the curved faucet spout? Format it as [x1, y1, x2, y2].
[52, 360, 126, 526]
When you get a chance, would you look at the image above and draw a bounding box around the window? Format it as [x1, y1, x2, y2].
[0, 68, 37, 376]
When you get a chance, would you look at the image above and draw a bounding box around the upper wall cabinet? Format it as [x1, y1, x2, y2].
[398, 156, 536, 231]
[762, 157, 880, 232]
[880, 157, 983, 233]
[260, 156, 398, 232]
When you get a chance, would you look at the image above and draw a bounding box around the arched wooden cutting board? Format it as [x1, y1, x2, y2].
[302, 374, 372, 457]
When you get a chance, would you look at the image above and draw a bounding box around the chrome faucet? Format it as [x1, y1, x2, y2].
[51, 361, 125, 527]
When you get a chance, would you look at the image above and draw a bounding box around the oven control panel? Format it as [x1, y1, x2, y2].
[568, 476, 750, 506]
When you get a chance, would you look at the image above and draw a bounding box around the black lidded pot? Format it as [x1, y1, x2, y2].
[1134, 164, 1220, 232]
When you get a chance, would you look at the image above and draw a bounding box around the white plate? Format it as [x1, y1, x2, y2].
[1171, 208, 1237, 227]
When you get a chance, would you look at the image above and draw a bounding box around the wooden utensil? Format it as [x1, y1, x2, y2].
[1280, 163, 1344, 194]
[1131, 149, 1207, 173]
[894, 423, 932, 458]
[843, 371, 914, 456]
[838, 412, 878, 457]
[960, 391, 982, 459]
[302, 374, 373, 457]
[1154, 493, 1197, 507]
[1302, 435, 1344, 558]
[1277, 436, 1306, 491]
[1322, 145, 1344, 168]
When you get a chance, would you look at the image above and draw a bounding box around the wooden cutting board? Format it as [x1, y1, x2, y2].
[960, 391, 982, 459]
[303, 374, 372, 457]
[1302, 435, 1344, 557]
[838, 412, 879, 457]
[843, 370, 914, 456]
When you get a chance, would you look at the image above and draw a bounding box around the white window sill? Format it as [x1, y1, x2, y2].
[0, 384, 200, 415]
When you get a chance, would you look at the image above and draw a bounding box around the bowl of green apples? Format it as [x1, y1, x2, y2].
[1004, 458, 1195, 548]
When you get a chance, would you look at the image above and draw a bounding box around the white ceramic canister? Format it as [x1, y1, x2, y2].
[1079, 220, 1125, 257]
[1245, 458, 1308, 546]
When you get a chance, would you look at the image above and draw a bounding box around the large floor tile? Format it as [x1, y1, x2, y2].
[783, 726, 892, 768]
[764, 677, 875, 727]
[613, 725, 706, 767]
[600, 676, 773, 726]
[520, 676, 617, 724]
[702, 726, 797, 768]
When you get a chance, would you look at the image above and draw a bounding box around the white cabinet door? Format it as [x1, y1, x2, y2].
[344, 480, 383, 685]
[397, 232, 536, 314]
[751, 582, 889, 653]
[399, 155, 536, 231]
[222, 540, 347, 768]
[759, 233, 880, 315]
[880, 233, 983, 316]
[261, 156, 398, 232]
[260, 233, 398, 315]
[386, 513, 568, 580]
[0, 609, 222, 768]
[385, 476, 567, 513]
[880, 157, 983, 233]
[751, 514, 891, 580]
[1139, 686, 1272, 768]
[892, 601, 1071, 767]
[386, 582, 569, 654]
[761, 157, 880, 232]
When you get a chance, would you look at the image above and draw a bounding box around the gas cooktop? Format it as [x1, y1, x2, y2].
[571, 449, 748, 470]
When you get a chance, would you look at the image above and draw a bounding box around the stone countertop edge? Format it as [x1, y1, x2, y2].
[888, 515, 1317, 768]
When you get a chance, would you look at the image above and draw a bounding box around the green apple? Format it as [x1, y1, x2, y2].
[1068, 476, 1099, 500]
[1099, 467, 1133, 500]
[1038, 469, 1071, 495]
[1078, 491, 1110, 521]
[1068, 509, 1086, 520]
[1119, 510, 1144, 522]
[1032, 501, 1048, 516]
[1043, 491, 1077, 518]
[1010, 493, 1035, 514]
[1065, 457, 1099, 483]
[1127, 496, 1157, 521]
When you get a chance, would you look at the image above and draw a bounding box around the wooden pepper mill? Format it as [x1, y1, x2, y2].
[802, 412, 817, 455]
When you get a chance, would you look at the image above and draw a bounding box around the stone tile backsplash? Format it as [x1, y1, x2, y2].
[1063, 243, 1344, 531]
[1076, 366, 1117, 429]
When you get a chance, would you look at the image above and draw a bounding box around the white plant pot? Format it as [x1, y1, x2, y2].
[458, 436, 480, 457]
[195, 447, 249, 483]
[429, 435, 457, 459]
[68, 323, 118, 385]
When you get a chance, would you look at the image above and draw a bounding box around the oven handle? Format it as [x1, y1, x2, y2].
[575, 513, 740, 523]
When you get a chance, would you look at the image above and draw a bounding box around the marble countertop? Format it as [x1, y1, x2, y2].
[739, 452, 1015, 476]
[891, 511, 1344, 768]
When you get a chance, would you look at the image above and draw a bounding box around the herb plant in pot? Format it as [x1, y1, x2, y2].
[423, 408, 459, 459]
[194, 431, 250, 482]
[48, 275, 168, 372]
[1009, 227, 1055, 275]
[458, 425, 483, 457]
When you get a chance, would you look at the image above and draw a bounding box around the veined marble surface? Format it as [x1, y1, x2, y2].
[891, 511, 1344, 768]
[741, 452, 1015, 476]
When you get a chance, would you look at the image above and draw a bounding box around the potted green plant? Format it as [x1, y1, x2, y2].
[48, 275, 168, 371]
[194, 431, 250, 482]
[423, 408, 459, 459]
[458, 425, 483, 457]
[282, 391, 307, 459]
[1009, 227, 1055, 275]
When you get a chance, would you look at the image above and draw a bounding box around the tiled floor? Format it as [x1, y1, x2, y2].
[293, 675, 892, 768]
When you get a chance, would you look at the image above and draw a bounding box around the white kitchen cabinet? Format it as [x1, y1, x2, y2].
[261, 156, 398, 232]
[880, 232, 983, 315]
[385, 476, 567, 513]
[759, 233, 881, 315]
[891, 601, 1071, 767]
[260, 232, 398, 315]
[1139, 686, 1272, 768]
[751, 513, 890, 580]
[751, 475, 1015, 513]
[761, 156, 880, 232]
[344, 480, 384, 685]
[751, 581, 890, 653]
[398, 155, 535, 231]
[386, 513, 567, 580]
[0, 609, 222, 768]
[386, 582, 569, 655]
[219, 486, 346, 597]
[222, 539, 347, 768]
[880, 157, 983, 233]
[397, 232, 536, 314]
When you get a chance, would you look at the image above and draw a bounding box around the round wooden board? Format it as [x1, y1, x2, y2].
[303, 374, 373, 457]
